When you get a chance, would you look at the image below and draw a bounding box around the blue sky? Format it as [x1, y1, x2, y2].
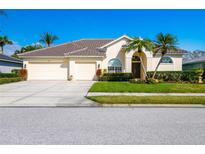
[1, 9, 205, 55]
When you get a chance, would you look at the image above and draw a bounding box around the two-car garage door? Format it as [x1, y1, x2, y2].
[27, 62, 96, 80]
[28, 62, 67, 80]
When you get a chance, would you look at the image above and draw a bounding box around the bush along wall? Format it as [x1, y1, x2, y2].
[0, 77, 22, 84]
[0, 73, 18, 78]
[147, 71, 198, 83]
[99, 73, 133, 81]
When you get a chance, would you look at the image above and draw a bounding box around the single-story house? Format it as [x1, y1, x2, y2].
[19, 35, 186, 80]
[0, 53, 23, 73]
[183, 57, 205, 71]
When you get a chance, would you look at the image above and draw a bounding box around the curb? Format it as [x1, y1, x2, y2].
[0, 104, 205, 108]
[87, 92, 205, 96]
[100, 104, 205, 108]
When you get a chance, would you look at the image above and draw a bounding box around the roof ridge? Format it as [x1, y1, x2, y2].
[64, 47, 88, 56]
[74, 38, 114, 41]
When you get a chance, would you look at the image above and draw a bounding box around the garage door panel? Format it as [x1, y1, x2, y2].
[75, 62, 96, 80]
[28, 62, 67, 80]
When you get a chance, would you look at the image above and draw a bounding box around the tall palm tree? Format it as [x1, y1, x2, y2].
[0, 36, 13, 54]
[39, 32, 58, 47]
[12, 44, 43, 58]
[152, 33, 178, 79]
[123, 37, 154, 78]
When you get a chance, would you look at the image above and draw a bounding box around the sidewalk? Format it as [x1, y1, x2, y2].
[87, 92, 205, 96]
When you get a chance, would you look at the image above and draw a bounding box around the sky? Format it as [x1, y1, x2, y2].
[1, 9, 205, 55]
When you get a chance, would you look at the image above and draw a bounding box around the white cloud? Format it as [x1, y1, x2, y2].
[4, 41, 22, 56]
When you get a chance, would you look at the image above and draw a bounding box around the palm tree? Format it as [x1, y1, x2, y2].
[152, 33, 178, 79]
[12, 44, 43, 58]
[123, 37, 154, 78]
[39, 32, 58, 47]
[0, 36, 13, 54]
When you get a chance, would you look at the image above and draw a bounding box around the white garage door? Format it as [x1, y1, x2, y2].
[75, 62, 96, 80]
[28, 62, 67, 80]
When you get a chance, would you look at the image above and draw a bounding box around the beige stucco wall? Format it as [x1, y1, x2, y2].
[101, 38, 127, 72]
[99, 37, 183, 73]
[147, 54, 182, 72]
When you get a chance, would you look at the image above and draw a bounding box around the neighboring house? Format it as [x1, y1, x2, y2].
[19, 35, 186, 80]
[183, 57, 205, 71]
[0, 53, 23, 73]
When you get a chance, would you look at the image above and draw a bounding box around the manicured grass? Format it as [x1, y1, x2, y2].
[0, 77, 22, 85]
[89, 82, 205, 93]
[87, 96, 205, 104]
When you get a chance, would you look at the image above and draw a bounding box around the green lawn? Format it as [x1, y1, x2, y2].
[89, 82, 205, 93]
[87, 96, 205, 104]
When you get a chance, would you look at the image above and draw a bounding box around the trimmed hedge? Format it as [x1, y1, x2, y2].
[0, 77, 22, 84]
[99, 73, 133, 81]
[0, 73, 18, 78]
[147, 71, 198, 83]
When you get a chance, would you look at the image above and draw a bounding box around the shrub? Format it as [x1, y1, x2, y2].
[11, 69, 20, 74]
[147, 71, 198, 83]
[103, 69, 107, 74]
[195, 68, 204, 76]
[146, 78, 158, 84]
[18, 69, 28, 80]
[0, 77, 22, 84]
[0, 73, 18, 78]
[129, 78, 145, 84]
[99, 73, 133, 81]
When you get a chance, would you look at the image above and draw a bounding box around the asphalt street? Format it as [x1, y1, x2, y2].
[0, 107, 205, 144]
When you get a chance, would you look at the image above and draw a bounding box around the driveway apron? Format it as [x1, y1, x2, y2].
[0, 81, 96, 106]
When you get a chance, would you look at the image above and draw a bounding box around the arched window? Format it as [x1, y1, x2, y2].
[161, 56, 173, 64]
[108, 58, 122, 73]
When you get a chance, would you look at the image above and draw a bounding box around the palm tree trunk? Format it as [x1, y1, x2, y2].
[138, 54, 147, 78]
[152, 55, 164, 79]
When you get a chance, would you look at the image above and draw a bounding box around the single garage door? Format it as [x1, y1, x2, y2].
[28, 62, 67, 80]
[75, 62, 96, 80]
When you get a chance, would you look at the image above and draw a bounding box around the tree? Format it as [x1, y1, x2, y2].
[0, 36, 13, 54]
[12, 44, 43, 58]
[152, 33, 178, 79]
[39, 32, 58, 47]
[123, 37, 154, 78]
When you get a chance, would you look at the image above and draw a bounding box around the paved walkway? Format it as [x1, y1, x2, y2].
[0, 81, 97, 107]
[87, 92, 205, 96]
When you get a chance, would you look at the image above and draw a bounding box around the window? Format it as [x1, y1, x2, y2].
[108, 58, 122, 73]
[161, 56, 173, 64]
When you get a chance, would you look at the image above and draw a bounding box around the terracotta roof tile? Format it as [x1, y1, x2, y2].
[18, 38, 187, 57]
[19, 39, 113, 57]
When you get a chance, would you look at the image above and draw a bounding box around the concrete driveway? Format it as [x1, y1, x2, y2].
[0, 81, 97, 106]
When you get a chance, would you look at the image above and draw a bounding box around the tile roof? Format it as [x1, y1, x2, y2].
[167, 49, 188, 54]
[0, 54, 23, 63]
[18, 37, 187, 57]
[18, 39, 114, 57]
[183, 56, 205, 64]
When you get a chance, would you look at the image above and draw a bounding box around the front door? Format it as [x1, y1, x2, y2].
[132, 62, 140, 78]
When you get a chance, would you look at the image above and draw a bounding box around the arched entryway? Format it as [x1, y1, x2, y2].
[132, 55, 141, 78]
[131, 52, 147, 79]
